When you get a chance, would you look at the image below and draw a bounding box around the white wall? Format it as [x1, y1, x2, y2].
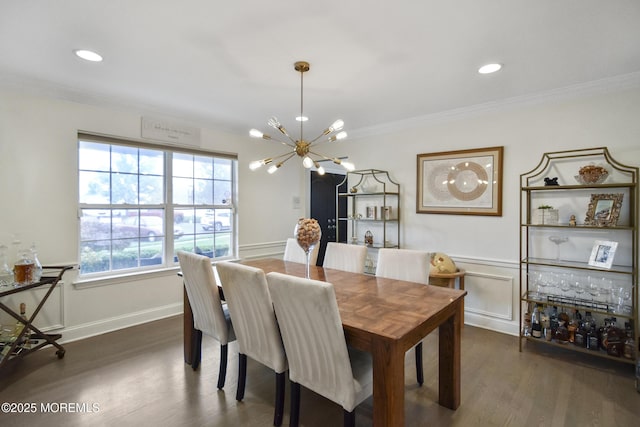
[1, 85, 639, 340]
[0, 88, 307, 342]
[345, 86, 640, 334]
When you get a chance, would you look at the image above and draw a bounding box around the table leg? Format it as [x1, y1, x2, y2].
[183, 287, 195, 365]
[371, 339, 404, 427]
[438, 300, 462, 410]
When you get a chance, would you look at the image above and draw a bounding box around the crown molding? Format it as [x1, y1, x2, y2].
[350, 71, 640, 140]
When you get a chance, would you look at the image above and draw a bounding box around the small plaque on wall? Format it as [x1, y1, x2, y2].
[141, 116, 201, 146]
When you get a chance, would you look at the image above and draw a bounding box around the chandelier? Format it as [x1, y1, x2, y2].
[249, 61, 354, 175]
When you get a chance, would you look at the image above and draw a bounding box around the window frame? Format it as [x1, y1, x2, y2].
[77, 132, 238, 280]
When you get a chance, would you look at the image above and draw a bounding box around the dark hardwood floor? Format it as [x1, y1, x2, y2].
[1, 316, 638, 426]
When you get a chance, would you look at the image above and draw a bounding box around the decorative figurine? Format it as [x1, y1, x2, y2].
[364, 230, 373, 246]
[544, 177, 559, 186]
[569, 215, 576, 226]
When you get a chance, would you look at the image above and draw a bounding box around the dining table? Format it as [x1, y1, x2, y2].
[182, 258, 466, 426]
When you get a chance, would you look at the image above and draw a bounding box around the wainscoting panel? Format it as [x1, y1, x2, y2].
[463, 272, 514, 320]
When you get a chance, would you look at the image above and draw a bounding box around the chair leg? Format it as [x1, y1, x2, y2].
[191, 330, 203, 371]
[289, 381, 301, 427]
[236, 353, 247, 401]
[415, 342, 424, 386]
[217, 343, 228, 389]
[274, 372, 285, 426]
[343, 409, 355, 427]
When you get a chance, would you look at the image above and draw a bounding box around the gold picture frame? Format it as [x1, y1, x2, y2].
[584, 193, 623, 226]
[417, 146, 503, 215]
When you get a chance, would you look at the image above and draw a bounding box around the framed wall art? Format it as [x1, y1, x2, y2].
[417, 146, 503, 215]
[588, 240, 618, 269]
[583, 193, 623, 226]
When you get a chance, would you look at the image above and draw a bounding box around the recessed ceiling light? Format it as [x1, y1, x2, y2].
[74, 49, 103, 62]
[478, 63, 502, 74]
[296, 116, 308, 122]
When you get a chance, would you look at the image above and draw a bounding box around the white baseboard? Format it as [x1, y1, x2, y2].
[57, 302, 182, 344]
[464, 312, 520, 337]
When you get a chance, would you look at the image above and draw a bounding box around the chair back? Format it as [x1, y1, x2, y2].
[283, 237, 320, 265]
[177, 251, 231, 344]
[375, 248, 430, 284]
[323, 242, 367, 274]
[216, 262, 287, 374]
[266, 272, 369, 412]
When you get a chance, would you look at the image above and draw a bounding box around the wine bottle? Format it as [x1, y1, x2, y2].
[531, 305, 542, 338]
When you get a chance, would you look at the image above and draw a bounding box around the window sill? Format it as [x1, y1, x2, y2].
[72, 256, 241, 289]
[73, 266, 182, 289]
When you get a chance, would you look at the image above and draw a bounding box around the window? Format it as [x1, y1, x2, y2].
[78, 133, 237, 276]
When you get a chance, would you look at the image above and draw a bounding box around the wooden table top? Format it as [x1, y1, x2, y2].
[240, 258, 467, 352]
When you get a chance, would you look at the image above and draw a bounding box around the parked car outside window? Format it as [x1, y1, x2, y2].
[201, 211, 231, 232]
[114, 216, 184, 241]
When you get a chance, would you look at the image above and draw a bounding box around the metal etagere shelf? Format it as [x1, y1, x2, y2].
[336, 169, 400, 272]
[519, 147, 638, 366]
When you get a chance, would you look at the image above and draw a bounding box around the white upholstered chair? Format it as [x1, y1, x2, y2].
[283, 237, 320, 265]
[177, 251, 235, 389]
[266, 272, 372, 427]
[322, 242, 368, 274]
[375, 248, 430, 386]
[216, 262, 288, 426]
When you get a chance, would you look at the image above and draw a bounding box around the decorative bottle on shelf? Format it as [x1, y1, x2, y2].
[555, 311, 570, 344]
[605, 317, 623, 357]
[622, 322, 635, 360]
[0, 244, 13, 287]
[522, 310, 532, 337]
[574, 311, 587, 348]
[587, 322, 599, 351]
[12, 302, 29, 344]
[549, 306, 559, 338]
[541, 307, 551, 341]
[567, 310, 580, 344]
[30, 242, 43, 282]
[531, 305, 542, 338]
[599, 318, 611, 351]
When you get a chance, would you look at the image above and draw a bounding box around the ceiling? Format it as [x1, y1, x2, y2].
[2, 1, 640, 139]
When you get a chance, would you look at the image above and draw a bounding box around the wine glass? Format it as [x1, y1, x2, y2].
[598, 276, 613, 307]
[618, 286, 632, 315]
[587, 277, 600, 305]
[558, 273, 571, 301]
[528, 271, 543, 300]
[570, 273, 585, 304]
[548, 235, 569, 261]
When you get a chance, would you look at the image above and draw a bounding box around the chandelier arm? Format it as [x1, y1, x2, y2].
[307, 150, 334, 162]
[271, 151, 297, 162]
[277, 152, 297, 166]
[279, 128, 299, 145]
[308, 132, 328, 145]
[264, 135, 297, 148]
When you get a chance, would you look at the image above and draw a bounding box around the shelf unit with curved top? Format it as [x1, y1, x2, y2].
[336, 169, 400, 272]
[519, 147, 638, 366]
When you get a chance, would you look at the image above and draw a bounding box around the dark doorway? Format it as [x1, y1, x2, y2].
[310, 171, 347, 265]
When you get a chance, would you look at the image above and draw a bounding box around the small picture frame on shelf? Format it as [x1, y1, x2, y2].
[365, 206, 377, 219]
[588, 240, 618, 269]
[583, 193, 623, 226]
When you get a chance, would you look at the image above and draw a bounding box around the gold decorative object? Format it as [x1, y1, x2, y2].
[575, 164, 608, 184]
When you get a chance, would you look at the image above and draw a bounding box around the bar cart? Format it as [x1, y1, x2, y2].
[0, 265, 73, 369]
